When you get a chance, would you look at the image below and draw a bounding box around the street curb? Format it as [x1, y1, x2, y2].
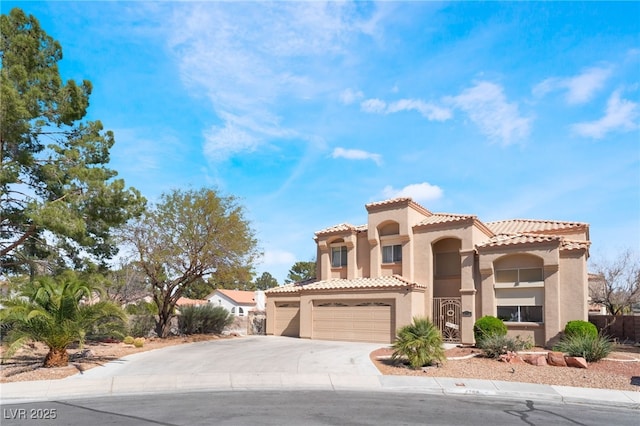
[1, 374, 638, 410]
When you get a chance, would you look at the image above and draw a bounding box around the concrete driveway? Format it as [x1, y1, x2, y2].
[70, 336, 384, 379]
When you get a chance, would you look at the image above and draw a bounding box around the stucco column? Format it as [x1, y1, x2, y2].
[544, 264, 560, 345]
[317, 240, 330, 280]
[459, 249, 476, 345]
[369, 238, 380, 278]
[401, 235, 413, 282]
[479, 266, 495, 319]
[299, 293, 313, 339]
[346, 237, 357, 280]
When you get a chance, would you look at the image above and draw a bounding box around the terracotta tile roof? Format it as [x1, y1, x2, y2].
[476, 233, 589, 251]
[176, 297, 208, 306]
[315, 223, 367, 236]
[213, 289, 256, 305]
[265, 275, 426, 294]
[365, 198, 432, 216]
[416, 213, 475, 226]
[486, 219, 588, 235]
[560, 239, 591, 251]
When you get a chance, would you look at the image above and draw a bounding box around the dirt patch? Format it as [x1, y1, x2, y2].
[371, 345, 640, 392]
[0, 334, 230, 383]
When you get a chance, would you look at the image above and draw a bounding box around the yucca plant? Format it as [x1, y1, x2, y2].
[392, 317, 445, 369]
[0, 272, 127, 368]
[553, 333, 613, 362]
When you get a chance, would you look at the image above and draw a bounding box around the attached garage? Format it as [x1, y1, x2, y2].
[265, 276, 427, 344]
[273, 302, 300, 337]
[312, 300, 393, 343]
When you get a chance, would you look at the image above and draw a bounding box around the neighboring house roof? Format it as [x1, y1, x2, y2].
[486, 219, 588, 235]
[176, 297, 208, 307]
[265, 275, 426, 294]
[210, 289, 256, 305]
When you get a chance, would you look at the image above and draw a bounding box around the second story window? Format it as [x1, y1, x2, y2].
[382, 244, 402, 263]
[331, 246, 347, 267]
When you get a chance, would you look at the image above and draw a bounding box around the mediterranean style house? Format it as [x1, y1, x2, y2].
[265, 198, 590, 346]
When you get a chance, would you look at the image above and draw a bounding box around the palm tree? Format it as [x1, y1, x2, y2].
[391, 317, 446, 369]
[1, 271, 127, 367]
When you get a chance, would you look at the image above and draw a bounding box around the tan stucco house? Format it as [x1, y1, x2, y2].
[265, 198, 590, 346]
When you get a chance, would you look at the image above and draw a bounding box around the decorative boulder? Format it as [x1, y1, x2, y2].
[523, 354, 547, 366]
[547, 351, 567, 367]
[565, 356, 588, 369]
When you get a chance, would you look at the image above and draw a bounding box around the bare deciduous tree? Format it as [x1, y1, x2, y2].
[589, 249, 640, 316]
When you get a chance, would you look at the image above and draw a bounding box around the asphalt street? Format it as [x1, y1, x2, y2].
[2, 390, 638, 426]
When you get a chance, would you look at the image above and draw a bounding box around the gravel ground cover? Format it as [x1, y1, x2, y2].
[370, 345, 640, 392]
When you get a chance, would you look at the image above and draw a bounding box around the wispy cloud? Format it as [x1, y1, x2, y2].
[572, 90, 638, 139]
[261, 249, 297, 268]
[340, 88, 364, 105]
[167, 2, 380, 162]
[332, 147, 382, 165]
[360, 98, 451, 121]
[533, 66, 612, 104]
[446, 81, 532, 145]
[382, 182, 443, 203]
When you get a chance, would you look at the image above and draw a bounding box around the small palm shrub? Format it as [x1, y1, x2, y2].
[477, 334, 533, 358]
[564, 320, 598, 339]
[553, 333, 612, 362]
[474, 316, 507, 344]
[392, 317, 445, 369]
[133, 337, 145, 348]
[178, 305, 233, 335]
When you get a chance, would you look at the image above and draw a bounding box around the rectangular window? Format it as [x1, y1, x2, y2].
[497, 306, 543, 323]
[382, 244, 402, 263]
[331, 246, 347, 267]
[495, 268, 543, 284]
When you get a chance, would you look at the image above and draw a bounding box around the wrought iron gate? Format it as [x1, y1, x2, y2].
[433, 297, 462, 343]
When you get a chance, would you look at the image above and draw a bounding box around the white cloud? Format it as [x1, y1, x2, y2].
[533, 66, 612, 104]
[572, 90, 639, 139]
[166, 3, 380, 162]
[382, 182, 443, 203]
[360, 98, 387, 113]
[360, 97, 452, 121]
[340, 88, 364, 105]
[446, 81, 532, 145]
[261, 249, 297, 267]
[387, 99, 452, 121]
[332, 147, 382, 165]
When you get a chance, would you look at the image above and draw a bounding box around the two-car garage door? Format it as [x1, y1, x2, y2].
[312, 300, 393, 343]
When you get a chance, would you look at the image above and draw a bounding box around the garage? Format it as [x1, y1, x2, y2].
[274, 302, 300, 337]
[312, 300, 394, 343]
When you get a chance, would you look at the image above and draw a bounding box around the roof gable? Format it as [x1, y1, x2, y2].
[210, 289, 256, 305]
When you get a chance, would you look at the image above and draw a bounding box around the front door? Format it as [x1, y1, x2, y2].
[433, 297, 462, 343]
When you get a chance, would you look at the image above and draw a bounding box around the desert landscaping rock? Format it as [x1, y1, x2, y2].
[566, 356, 589, 369]
[547, 351, 568, 367]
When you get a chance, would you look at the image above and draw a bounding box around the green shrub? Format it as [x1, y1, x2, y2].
[477, 334, 532, 358]
[123, 336, 135, 345]
[128, 314, 156, 338]
[553, 333, 612, 362]
[392, 317, 445, 369]
[178, 305, 233, 335]
[564, 320, 598, 339]
[125, 301, 158, 315]
[474, 316, 507, 344]
[133, 337, 145, 348]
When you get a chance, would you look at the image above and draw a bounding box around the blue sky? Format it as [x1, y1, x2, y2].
[4, 1, 639, 283]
